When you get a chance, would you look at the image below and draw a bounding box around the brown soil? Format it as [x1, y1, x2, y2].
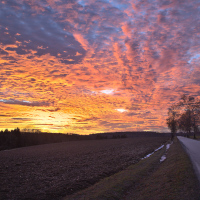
[0, 136, 168, 200]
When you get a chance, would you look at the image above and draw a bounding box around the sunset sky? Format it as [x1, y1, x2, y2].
[1, 0, 200, 134]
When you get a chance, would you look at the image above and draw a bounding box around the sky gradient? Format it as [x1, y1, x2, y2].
[1, 0, 200, 134]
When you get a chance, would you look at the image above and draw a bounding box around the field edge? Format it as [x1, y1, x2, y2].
[63, 138, 200, 200]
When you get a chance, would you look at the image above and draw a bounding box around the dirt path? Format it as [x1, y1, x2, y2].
[177, 136, 200, 183]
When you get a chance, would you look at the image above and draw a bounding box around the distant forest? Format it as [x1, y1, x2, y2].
[0, 128, 170, 151]
[0, 128, 90, 151]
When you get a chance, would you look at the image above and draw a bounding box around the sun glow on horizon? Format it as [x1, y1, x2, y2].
[116, 108, 127, 113]
[101, 89, 115, 95]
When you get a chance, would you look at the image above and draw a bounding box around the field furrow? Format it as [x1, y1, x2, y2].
[0, 136, 169, 200]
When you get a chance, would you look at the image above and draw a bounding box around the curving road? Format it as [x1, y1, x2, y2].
[178, 136, 200, 183]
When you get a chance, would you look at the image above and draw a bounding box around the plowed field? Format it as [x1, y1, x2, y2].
[0, 136, 169, 200]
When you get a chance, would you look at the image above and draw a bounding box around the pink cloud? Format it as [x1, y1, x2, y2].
[73, 33, 89, 51]
[1, 0, 200, 133]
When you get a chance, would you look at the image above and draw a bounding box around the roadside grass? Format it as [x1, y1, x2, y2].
[64, 143, 165, 200]
[195, 135, 200, 140]
[63, 138, 200, 200]
[124, 137, 200, 200]
[186, 135, 200, 140]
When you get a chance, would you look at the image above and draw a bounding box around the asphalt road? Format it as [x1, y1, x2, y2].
[178, 136, 200, 183]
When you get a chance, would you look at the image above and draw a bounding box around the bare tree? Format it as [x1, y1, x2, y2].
[177, 95, 200, 138]
[166, 107, 178, 140]
[178, 109, 192, 137]
[167, 95, 200, 139]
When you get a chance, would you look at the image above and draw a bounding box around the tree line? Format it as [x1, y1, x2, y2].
[0, 129, 90, 150]
[167, 94, 200, 140]
[0, 129, 128, 151]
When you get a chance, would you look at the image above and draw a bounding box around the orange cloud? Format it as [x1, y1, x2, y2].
[0, 0, 200, 134]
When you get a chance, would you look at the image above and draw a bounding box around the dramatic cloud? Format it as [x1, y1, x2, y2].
[0, 0, 200, 133]
[0, 99, 49, 107]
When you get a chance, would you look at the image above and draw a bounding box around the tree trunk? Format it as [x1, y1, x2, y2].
[171, 132, 174, 141]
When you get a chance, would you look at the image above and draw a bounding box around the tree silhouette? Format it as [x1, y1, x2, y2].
[167, 95, 200, 138]
[167, 107, 178, 140]
[178, 95, 200, 138]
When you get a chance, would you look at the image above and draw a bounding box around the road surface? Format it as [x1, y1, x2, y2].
[178, 136, 200, 183]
